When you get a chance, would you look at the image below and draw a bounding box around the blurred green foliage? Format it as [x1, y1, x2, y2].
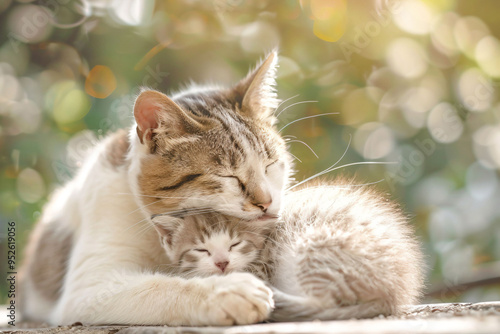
[1, 0, 500, 304]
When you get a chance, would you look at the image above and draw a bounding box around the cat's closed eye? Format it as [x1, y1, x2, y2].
[265, 160, 284, 175]
[195, 249, 211, 255]
[229, 242, 241, 251]
[217, 175, 247, 193]
[265, 161, 278, 174]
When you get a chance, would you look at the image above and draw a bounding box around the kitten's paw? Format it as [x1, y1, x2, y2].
[202, 273, 274, 326]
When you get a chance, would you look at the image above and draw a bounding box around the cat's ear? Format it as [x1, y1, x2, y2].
[151, 215, 182, 248]
[133, 90, 202, 144]
[234, 50, 279, 122]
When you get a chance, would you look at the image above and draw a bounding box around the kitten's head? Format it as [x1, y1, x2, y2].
[131, 51, 291, 220]
[152, 213, 273, 277]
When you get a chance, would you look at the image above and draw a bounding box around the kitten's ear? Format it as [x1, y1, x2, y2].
[133, 90, 201, 144]
[151, 215, 182, 247]
[235, 50, 279, 122]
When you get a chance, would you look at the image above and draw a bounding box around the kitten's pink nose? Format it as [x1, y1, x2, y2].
[215, 261, 229, 272]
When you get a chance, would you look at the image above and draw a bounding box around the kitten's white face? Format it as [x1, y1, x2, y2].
[152, 214, 272, 278]
[175, 231, 257, 277]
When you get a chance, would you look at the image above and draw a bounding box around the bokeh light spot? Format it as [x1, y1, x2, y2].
[475, 36, 500, 79]
[466, 162, 498, 201]
[431, 12, 459, 56]
[7, 5, 53, 44]
[393, 0, 435, 35]
[457, 68, 494, 113]
[241, 21, 280, 53]
[401, 87, 440, 129]
[313, 17, 346, 42]
[85, 65, 117, 99]
[11, 100, 41, 134]
[16, 168, 45, 203]
[354, 122, 394, 159]
[310, 0, 347, 42]
[454, 16, 490, 58]
[0, 74, 23, 102]
[109, 0, 155, 26]
[310, 0, 341, 20]
[49, 81, 91, 126]
[386, 38, 428, 78]
[473, 125, 500, 169]
[427, 102, 463, 144]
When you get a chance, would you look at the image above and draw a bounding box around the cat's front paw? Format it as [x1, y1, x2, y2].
[202, 272, 274, 326]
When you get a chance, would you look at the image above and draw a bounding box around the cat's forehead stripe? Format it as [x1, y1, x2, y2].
[177, 94, 269, 160]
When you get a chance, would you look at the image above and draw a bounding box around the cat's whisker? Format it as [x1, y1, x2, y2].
[125, 199, 164, 216]
[127, 206, 218, 234]
[117, 192, 214, 202]
[126, 209, 187, 233]
[286, 134, 352, 191]
[125, 217, 151, 232]
[276, 100, 318, 118]
[278, 112, 338, 133]
[151, 207, 216, 219]
[324, 179, 387, 191]
[136, 221, 155, 237]
[288, 179, 386, 195]
[273, 94, 300, 115]
[287, 139, 319, 159]
[288, 161, 396, 192]
[288, 153, 303, 163]
[181, 209, 219, 217]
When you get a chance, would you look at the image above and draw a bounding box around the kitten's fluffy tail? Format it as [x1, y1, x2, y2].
[271, 289, 390, 321]
[270, 181, 424, 321]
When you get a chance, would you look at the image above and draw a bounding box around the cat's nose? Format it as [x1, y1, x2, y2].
[250, 185, 272, 212]
[256, 200, 272, 212]
[215, 261, 229, 272]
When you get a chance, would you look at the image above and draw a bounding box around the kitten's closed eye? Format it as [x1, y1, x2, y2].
[229, 242, 241, 251]
[195, 249, 211, 255]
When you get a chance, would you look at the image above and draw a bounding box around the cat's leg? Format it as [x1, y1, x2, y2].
[52, 270, 273, 326]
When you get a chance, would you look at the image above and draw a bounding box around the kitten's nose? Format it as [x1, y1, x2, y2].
[215, 261, 229, 272]
[256, 200, 272, 212]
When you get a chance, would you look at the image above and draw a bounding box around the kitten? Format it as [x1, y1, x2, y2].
[151, 212, 275, 281]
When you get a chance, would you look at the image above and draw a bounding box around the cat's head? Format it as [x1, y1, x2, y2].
[130, 51, 291, 220]
[152, 213, 273, 277]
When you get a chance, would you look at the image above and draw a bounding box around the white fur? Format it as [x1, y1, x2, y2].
[21, 131, 273, 326]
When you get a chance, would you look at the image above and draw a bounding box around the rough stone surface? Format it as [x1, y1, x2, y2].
[2, 302, 500, 334]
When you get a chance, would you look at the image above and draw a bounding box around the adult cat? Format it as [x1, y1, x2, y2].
[19, 52, 423, 325]
[20, 52, 287, 326]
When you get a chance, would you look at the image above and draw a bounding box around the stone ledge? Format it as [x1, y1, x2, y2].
[2, 302, 500, 334]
